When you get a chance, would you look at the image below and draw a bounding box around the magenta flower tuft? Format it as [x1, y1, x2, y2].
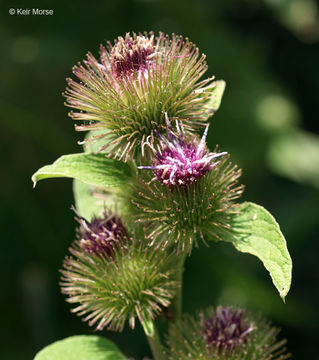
[75, 210, 128, 257]
[139, 116, 227, 186]
[203, 306, 253, 353]
[109, 32, 156, 78]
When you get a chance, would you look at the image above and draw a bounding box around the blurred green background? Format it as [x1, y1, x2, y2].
[1, 0, 319, 358]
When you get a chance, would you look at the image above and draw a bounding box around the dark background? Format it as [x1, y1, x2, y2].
[1, 0, 319, 358]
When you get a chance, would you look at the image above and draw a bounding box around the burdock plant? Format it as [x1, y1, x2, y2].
[33, 31, 292, 360]
[65, 32, 219, 161]
[61, 212, 176, 334]
[165, 306, 290, 359]
[134, 116, 243, 252]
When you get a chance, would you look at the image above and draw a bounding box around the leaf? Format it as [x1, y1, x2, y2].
[32, 153, 132, 189]
[202, 80, 226, 119]
[73, 179, 115, 221]
[83, 130, 110, 153]
[229, 202, 292, 300]
[34, 335, 127, 360]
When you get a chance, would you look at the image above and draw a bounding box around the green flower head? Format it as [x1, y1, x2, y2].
[165, 306, 290, 360]
[130, 123, 243, 252]
[60, 213, 177, 332]
[64, 32, 219, 161]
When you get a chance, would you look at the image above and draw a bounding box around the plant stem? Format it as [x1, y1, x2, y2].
[172, 251, 188, 322]
[145, 323, 164, 360]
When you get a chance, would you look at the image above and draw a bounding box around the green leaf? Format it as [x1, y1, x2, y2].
[202, 80, 226, 119]
[83, 130, 110, 153]
[73, 179, 115, 221]
[34, 335, 127, 360]
[32, 153, 132, 189]
[229, 202, 292, 300]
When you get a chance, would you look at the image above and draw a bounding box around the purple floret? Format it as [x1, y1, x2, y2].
[76, 212, 128, 257]
[109, 33, 156, 78]
[139, 117, 227, 186]
[203, 306, 253, 353]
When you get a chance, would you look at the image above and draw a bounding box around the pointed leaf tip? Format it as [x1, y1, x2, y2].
[31, 153, 132, 189]
[227, 202, 292, 300]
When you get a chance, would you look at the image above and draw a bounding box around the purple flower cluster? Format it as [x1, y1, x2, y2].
[75, 212, 128, 257]
[139, 118, 227, 186]
[203, 306, 253, 353]
[108, 32, 156, 78]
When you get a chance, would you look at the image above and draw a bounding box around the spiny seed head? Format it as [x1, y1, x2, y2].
[139, 116, 227, 187]
[75, 209, 128, 257]
[132, 149, 244, 252]
[60, 226, 177, 332]
[164, 306, 291, 360]
[203, 306, 253, 353]
[64, 32, 219, 161]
